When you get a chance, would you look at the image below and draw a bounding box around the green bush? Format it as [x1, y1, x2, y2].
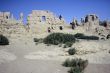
[74, 33, 99, 40]
[43, 33, 76, 45]
[63, 44, 68, 48]
[35, 42, 39, 45]
[63, 42, 73, 48]
[79, 36, 99, 40]
[39, 38, 43, 43]
[74, 33, 84, 39]
[59, 44, 62, 47]
[0, 35, 9, 45]
[109, 50, 110, 54]
[68, 48, 76, 55]
[46, 44, 51, 46]
[34, 38, 43, 45]
[34, 38, 39, 42]
[106, 34, 110, 39]
[62, 59, 71, 67]
[63, 58, 88, 73]
[65, 42, 73, 47]
[68, 67, 83, 73]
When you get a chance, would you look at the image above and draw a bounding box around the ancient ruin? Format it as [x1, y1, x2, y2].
[82, 14, 110, 39]
[0, 11, 26, 38]
[0, 12, 23, 24]
[0, 10, 110, 39]
[69, 14, 110, 39]
[27, 10, 66, 33]
[27, 10, 65, 25]
[83, 14, 99, 31]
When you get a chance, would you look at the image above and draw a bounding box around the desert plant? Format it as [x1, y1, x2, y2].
[35, 42, 39, 45]
[68, 48, 76, 55]
[62, 59, 71, 67]
[0, 35, 9, 45]
[106, 34, 110, 39]
[65, 42, 73, 47]
[80, 36, 99, 40]
[63, 58, 88, 73]
[43, 33, 76, 45]
[63, 44, 68, 48]
[34, 38, 43, 45]
[74, 33, 84, 39]
[38, 38, 43, 43]
[74, 33, 99, 40]
[59, 44, 62, 47]
[46, 44, 51, 46]
[109, 50, 110, 54]
[34, 38, 39, 42]
[68, 67, 83, 73]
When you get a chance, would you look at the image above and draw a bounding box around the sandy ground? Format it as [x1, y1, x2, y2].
[0, 37, 110, 73]
[85, 64, 110, 73]
[0, 59, 68, 73]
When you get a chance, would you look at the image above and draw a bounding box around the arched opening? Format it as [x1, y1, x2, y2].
[42, 16, 46, 22]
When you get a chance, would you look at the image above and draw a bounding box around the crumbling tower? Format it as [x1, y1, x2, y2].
[84, 14, 99, 31]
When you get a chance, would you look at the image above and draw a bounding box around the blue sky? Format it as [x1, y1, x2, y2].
[0, 0, 110, 23]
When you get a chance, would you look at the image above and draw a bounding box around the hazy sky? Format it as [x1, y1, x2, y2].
[0, 0, 110, 23]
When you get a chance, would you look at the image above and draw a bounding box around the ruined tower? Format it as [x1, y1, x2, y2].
[83, 14, 99, 31]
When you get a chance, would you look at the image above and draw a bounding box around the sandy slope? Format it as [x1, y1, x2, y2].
[0, 36, 110, 73]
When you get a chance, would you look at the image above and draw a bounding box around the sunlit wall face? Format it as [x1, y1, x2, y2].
[0, 0, 110, 23]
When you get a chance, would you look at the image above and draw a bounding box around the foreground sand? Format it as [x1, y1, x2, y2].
[0, 37, 110, 73]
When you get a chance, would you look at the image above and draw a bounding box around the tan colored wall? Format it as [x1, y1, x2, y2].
[27, 10, 66, 33]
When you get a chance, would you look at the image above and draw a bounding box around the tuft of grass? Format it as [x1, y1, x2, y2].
[68, 48, 76, 55]
[63, 44, 68, 48]
[35, 42, 39, 45]
[63, 58, 88, 73]
[65, 42, 73, 47]
[34, 38, 39, 42]
[74, 33, 99, 40]
[68, 67, 83, 73]
[59, 44, 62, 47]
[0, 35, 9, 45]
[74, 33, 84, 39]
[109, 50, 110, 54]
[106, 34, 110, 39]
[33, 38, 43, 45]
[43, 33, 76, 45]
[62, 59, 71, 67]
[46, 44, 51, 46]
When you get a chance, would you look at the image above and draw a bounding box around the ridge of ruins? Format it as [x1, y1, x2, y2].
[0, 10, 110, 39]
